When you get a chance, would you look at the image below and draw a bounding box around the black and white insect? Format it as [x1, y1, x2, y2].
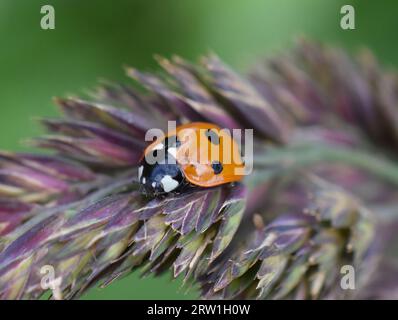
[138, 122, 244, 196]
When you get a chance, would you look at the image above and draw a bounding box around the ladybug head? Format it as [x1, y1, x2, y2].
[138, 141, 185, 195]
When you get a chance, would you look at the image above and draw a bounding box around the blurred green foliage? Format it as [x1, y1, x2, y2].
[1, 0, 397, 299]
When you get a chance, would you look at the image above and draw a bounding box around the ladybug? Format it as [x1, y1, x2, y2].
[138, 122, 244, 195]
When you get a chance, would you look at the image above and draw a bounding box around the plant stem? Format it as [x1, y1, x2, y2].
[253, 144, 398, 186]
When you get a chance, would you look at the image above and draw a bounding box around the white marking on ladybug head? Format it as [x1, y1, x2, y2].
[160, 175, 179, 193]
[152, 143, 164, 151]
[138, 166, 143, 180]
[152, 182, 156, 188]
[167, 147, 177, 159]
[142, 177, 146, 184]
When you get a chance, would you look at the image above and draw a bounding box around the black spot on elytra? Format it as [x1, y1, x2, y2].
[211, 161, 223, 174]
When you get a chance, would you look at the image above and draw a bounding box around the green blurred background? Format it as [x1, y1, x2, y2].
[1, 0, 397, 299]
